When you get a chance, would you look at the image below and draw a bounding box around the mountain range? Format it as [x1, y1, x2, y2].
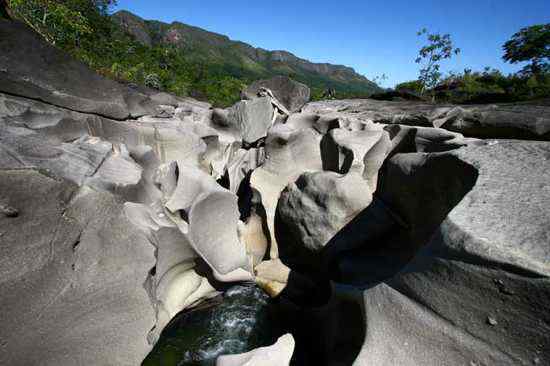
[112, 10, 381, 97]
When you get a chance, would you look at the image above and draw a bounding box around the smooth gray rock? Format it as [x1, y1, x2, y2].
[225, 146, 266, 193]
[0, 124, 112, 186]
[243, 76, 311, 113]
[322, 127, 391, 190]
[251, 125, 324, 258]
[0, 170, 156, 366]
[303, 99, 550, 140]
[303, 99, 435, 126]
[228, 97, 275, 144]
[159, 162, 251, 280]
[354, 140, 550, 366]
[277, 171, 372, 266]
[124, 202, 219, 343]
[384, 124, 474, 154]
[432, 104, 550, 140]
[0, 92, 94, 142]
[216, 334, 295, 366]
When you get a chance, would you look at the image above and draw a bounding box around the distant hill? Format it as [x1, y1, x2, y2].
[112, 10, 381, 98]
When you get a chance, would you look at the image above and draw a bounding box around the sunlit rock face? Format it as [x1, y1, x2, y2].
[1, 16, 550, 366]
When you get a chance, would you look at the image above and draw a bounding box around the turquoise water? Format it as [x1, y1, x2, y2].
[143, 284, 280, 366]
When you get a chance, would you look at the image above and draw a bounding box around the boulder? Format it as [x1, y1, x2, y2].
[216, 334, 295, 366]
[353, 140, 550, 365]
[250, 125, 323, 258]
[228, 97, 276, 144]
[243, 76, 311, 113]
[277, 171, 372, 266]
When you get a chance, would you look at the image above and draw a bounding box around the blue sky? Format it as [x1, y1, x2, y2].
[114, 0, 550, 87]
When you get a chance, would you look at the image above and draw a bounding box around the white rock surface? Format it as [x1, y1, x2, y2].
[216, 334, 295, 366]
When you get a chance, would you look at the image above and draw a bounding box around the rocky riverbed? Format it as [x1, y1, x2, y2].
[0, 17, 549, 366]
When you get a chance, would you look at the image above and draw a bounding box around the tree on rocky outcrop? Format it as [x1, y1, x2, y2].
[415, 28, 461, 97]
[503, 24, 550, 76]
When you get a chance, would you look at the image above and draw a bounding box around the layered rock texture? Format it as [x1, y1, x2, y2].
[1, 17, 550, 366]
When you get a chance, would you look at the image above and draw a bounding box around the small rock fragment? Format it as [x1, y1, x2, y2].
[487, 316, 498, 326]
[494, 279, 515, 295]
[0, 203, 18, 217]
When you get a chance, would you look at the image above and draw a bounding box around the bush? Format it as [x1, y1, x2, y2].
[395, 80, 423, 94]
[397, 68, 550, 104]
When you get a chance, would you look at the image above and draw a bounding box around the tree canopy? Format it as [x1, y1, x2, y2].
[415, 28, 460, 95]
[503, 24, 550, 75]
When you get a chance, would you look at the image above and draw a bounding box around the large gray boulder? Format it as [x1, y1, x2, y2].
[250, 125, 323, 258]
[277, 171, 372, 266]
[228, 97, 276, 144]
[353, 140, 550, 365]
[243, 76, 311, 113]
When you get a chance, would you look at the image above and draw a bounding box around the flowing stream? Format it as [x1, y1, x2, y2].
[143, 284, 280, 366]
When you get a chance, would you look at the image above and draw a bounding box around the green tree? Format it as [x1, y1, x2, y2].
[415, 28, 460, 96]
[503, 24, 550, 76]
[7, 0, 92, 46]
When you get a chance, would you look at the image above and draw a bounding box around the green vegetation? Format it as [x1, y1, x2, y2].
[415, 28, 461, 97]
[8, 1, 546, 106]
[503, 24, 549, 76]
[7, 0, 248, 106]
[397, 24, 550, 104]
[5, 1, 379, 107]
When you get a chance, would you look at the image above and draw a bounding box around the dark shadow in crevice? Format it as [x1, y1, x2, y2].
[324, 152, 479, 287]
[236, 171, 254, 220]
[272, 149, 479, 365]
[216, 170, 230, 190]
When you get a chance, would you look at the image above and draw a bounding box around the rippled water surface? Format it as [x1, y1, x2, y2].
[143, 284, 279, 366]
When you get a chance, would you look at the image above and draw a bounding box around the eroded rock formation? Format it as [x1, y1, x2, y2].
[1, 16, 549, 366]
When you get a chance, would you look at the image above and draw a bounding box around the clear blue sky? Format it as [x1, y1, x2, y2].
[114, 0, 550, 87]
